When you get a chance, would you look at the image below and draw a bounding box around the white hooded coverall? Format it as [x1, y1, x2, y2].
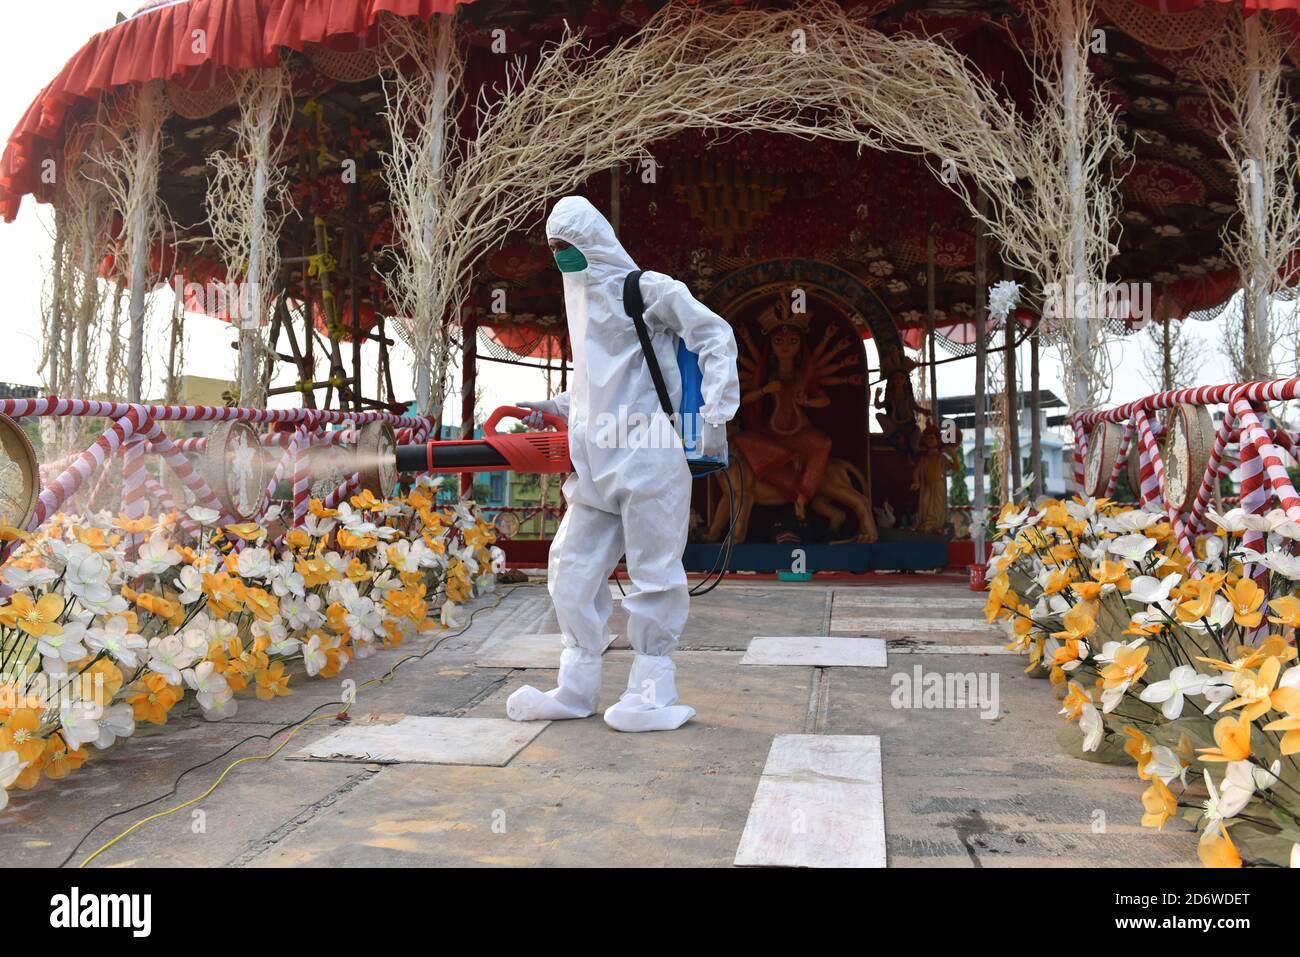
[505, 196, 740, 732]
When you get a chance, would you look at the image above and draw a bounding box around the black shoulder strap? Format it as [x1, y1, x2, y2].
[623, 269, 674, 418]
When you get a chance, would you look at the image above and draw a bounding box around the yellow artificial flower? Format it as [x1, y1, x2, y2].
[224, 522, 266, 542]
[1122, 726, 1154, 778]
[41, 733, 87, 781]
[241, 586, 279, 622]
[1224, 578, 1265, 629]
[984, 573, 1010, 624]
[127, 673, 183, 725]
[1197, 827, 1242, 868]
[1100, 643, 1149, 689]
[1262, 716, 1300, 755]
[308, 499, 339, 518]
[285, 528, 311, 550]
[1092, 560, 1131, 591]
[255, 661, 292, 700]
[337, 529, 378, 552]
[297, 556, 336, 587]
[1141, 776, 1177, 830]
[113, 513, 156, 535]
[1197, 713, 1252, 763]
[0, 593, 65, 638]
[0, 708, 44, 763]
[1267, 594, 1300, 629]
[1220, 656, 1300, 721]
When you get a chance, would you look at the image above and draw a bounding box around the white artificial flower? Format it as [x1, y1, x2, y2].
[185, 662, 234, 716]
[344, 597, 382, 643]
[302, 633, 339, 677]
[37, 620, 88, 666]
[186, 506, 221, 525]
[83, 617, 147, 669]
[2, 565, 57, 589]
[146, 633, 203, 684]
[1079, 703, 1104, 752]
[303, 512, 336, 537]
[77, 587, 129, 617]
[997, 506, 1039, 531]
[1127, 572, 1180, 605]
[128, 532, 181, 576]
[263, 504, 283, 524]
[60, 702, 135, 751]
[64, 545, 110, 599]
[1250, 549, 1300, 580]
[0, 751, 26, 811]
[235, 547, 272, 579]
[1113, 509, 1162, 532]
[1200, 678, 1235, 715]
[1202, 769, 1246, 835]
[441, 600, 462, 629]
[1139, 665, 1212, 719]
[1146, 746, 1188, 787]
[252, 617, 298, 656]
[1108, 534, 1157, 562]
[174, 565, 203, 604]
[267, 561, 305, 598]
[1206, 508, 1250, 533]
[281, 592, 323, 631]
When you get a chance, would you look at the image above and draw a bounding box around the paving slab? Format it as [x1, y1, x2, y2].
[293, 714, 549, 767]
[740, 635, 887, 667]
[734, 734, 886, 868]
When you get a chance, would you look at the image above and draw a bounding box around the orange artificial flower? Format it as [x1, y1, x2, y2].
[41, 733, 87, 780]
[1141, 776, 1177, 830]
[113, 513, 156, 535]
[1197, 713, 1252, 763]
[0, 593, 65, 638]
[255, 661, 292, 700]
[1100, 643, 1149, 689]
[127, 673, 183, 725]
[0, 708, 44, 763]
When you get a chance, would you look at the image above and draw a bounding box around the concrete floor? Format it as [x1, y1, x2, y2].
[0, 577, 1199, 867]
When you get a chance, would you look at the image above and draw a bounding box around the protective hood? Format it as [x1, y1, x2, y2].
[545, 196, 638, 285]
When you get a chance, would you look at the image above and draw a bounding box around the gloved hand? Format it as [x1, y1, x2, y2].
[698, 421, 728, 458]
[517, 399, 565, 428]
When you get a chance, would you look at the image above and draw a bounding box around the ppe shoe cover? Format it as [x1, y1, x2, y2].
[603, 654, 696, 732]
[506, 646, 602, 721]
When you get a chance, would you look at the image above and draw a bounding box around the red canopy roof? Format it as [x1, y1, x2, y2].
[5, 0, 1300, 223]
[0, 0, 471, 221]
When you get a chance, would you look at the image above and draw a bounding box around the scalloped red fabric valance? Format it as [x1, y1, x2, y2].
[4, 0, 1300, 226]
[0, 0, 471, 221]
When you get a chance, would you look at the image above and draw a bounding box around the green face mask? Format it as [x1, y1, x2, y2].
[553, 246, 588, 273]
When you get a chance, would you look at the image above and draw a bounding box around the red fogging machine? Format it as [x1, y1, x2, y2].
[395, 406, 571, 475]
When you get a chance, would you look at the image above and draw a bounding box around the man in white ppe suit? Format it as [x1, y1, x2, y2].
[506, 196, 739, 732]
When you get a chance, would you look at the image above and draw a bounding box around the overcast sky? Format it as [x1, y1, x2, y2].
[0, 1, 1248, 428]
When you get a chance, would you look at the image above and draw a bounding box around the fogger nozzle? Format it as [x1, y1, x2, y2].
[392, 406, 571, 475]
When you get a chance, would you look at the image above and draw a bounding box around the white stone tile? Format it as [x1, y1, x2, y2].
[292, 715, 548, 767]
[833, 593, 986, 610]
[740, 635, 887, 667]
[734, 734, 886, 868]
[831, 616, 999, 636]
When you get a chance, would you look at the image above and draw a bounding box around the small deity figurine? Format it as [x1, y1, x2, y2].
[911, 420, 962, 535]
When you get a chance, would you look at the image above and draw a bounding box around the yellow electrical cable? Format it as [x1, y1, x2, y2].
[77, 583, 537, 868]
